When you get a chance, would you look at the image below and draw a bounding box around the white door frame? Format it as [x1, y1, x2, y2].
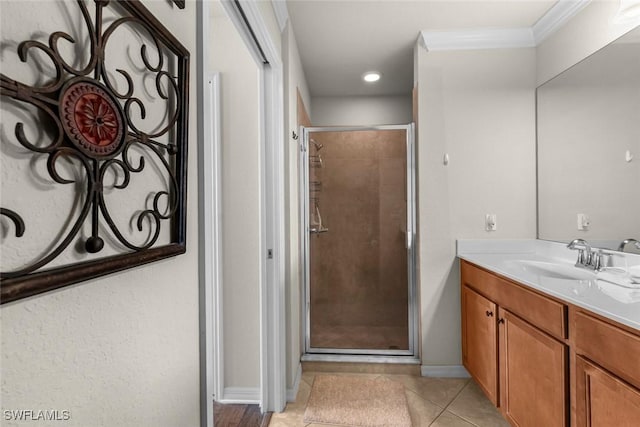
[196, 4, 215, 427]
[198, 0, 286, 423]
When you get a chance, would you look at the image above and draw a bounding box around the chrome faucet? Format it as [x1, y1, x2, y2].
[618, 238, 640, 252]
[567, 239, 590, 265]
[567, 239, 602, 271]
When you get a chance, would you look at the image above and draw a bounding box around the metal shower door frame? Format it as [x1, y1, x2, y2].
[299, 124, 419, 361]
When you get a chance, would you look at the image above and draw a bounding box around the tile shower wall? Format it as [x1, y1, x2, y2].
[309, 130, 409, 350]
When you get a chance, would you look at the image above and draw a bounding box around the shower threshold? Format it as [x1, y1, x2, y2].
[301, 353, 421, 365]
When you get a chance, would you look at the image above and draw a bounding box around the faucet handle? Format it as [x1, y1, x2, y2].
[591, 250, 603, 271]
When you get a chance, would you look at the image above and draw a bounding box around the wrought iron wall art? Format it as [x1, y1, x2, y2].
[0, 0, 190, 303]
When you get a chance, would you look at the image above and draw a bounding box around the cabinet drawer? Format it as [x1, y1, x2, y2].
[575, 311, 640, 389]
[461, 261, 567, 340]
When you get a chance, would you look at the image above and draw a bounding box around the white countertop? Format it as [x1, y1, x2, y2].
[457, 239, 640, 332]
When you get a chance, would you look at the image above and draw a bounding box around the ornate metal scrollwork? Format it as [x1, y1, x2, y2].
[0, 0, 190, 303]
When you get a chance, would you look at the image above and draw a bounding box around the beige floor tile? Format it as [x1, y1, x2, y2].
[384, 375, 469, 408]
[447, 381, 509, 427]
[307, 371, 383, 381]
[430, 410, 476, 427]
[278, 371, 507, 427]
[288, 379, 312, 410]
[268, 409, 306, 427]
[405, 389, 444, 426]
[301, 371, 315, 387]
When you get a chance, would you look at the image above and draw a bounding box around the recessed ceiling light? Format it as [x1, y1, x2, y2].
[363, 71, 381, 83]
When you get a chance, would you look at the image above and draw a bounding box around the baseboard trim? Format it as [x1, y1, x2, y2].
[218, 387, 261, 404]
[286, 363, 302, 402]
[421, 365, 470, 378]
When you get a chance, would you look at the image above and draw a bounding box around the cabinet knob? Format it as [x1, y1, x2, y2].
[498, 318, 505, 324]
[486, 310, 494, 317]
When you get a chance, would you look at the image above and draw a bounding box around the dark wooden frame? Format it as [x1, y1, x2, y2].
[0, 0, 190, 304]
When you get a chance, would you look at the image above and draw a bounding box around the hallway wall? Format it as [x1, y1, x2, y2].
[0, 1, 200, 426]
[312, 95, 413, 127]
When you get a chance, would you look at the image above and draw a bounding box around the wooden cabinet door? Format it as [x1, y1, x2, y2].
[576, 356, 640, 427]
[499, 308, 568, 427]
[462, 285, 498, 405]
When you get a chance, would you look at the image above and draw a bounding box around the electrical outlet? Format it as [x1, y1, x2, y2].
[485, 214, 497, 231]
[577, 213, 590, 230]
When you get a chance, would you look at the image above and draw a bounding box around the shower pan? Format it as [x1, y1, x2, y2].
[300, 125, 418, 361]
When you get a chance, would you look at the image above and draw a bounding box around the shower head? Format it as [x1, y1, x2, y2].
[311, 139, 323, 151]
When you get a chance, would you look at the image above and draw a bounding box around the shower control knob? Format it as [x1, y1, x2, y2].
[485, 310, 493, 317]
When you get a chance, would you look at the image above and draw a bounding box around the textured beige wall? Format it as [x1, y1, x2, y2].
[309, 130, 409, 350]
[0, 1, 200, 426]
[311, 95, 413, 127]
[416, 46, 537, 367]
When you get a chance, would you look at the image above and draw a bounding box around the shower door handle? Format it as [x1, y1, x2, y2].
[310, 227, 329, 234]
[404, 227, 412, 249]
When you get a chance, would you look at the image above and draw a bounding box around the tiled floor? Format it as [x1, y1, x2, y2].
[269, 372, 509, 427]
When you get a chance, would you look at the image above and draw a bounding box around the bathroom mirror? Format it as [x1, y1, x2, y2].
[537, 25, 640, 253]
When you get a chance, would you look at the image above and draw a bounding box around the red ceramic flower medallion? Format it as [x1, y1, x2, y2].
[60, 78, 125, 158]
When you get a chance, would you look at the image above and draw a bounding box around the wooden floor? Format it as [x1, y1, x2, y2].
[213, 402, 272, 427]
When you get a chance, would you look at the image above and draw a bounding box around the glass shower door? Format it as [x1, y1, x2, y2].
[302, 125, 416, 356]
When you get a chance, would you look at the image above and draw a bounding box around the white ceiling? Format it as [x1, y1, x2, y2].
[287, 0, 557, 97]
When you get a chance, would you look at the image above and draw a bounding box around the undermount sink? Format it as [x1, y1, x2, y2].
[508, 260, 597, 281]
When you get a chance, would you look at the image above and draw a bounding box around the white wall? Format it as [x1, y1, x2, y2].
[0, 1, 200, 426]
[209, 1, 262, 396]
[311, 95, 412, 126]
[282, 20, 311, 397]
[416, 46, 537, 367]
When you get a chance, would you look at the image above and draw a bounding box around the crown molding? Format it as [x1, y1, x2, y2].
[532, 0, 592, 45]
[419, 0, 591, 52]
[420, 28, 535, 51]
[272, 0, 289, 32]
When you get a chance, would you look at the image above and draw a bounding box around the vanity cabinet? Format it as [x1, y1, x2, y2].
[461, 260, 569, 427]
[575, 356, 640, 426]
[498, 308, 567, 427]
[461, 285, 498, 405]
[573, 310, 640, 426]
